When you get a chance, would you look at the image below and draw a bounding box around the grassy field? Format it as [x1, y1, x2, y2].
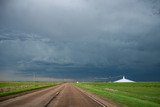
[74, 82, 160, 107]
[0, 81, 61, 97]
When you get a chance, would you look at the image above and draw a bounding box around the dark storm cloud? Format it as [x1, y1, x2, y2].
[0, 0, 160, 81]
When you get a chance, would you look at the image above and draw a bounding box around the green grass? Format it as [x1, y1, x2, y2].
[0, 81, 61, 97]
[74, 82, 160, 107]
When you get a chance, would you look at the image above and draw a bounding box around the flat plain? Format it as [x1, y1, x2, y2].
[0, 82, 160, 107]
[74, 82, 160, 107]
[0, 81, 60, 97]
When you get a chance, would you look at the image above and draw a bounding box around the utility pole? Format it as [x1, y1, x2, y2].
[33, 72, 36, 87]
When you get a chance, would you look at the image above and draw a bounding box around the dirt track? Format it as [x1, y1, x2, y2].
[0, 83, 118, 107]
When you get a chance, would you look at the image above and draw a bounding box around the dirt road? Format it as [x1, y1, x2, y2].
[0, 83, 118, 107]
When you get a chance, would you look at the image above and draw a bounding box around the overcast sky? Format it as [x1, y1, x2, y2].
[0, 0, 160, 81]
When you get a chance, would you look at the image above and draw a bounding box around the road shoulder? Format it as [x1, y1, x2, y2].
[74, 85, 121, 107]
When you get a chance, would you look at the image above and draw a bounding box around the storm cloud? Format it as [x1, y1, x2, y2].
[0, 0, 160, 81]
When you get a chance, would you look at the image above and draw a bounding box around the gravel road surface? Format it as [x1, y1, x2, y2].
[0, 83, 118, 107]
